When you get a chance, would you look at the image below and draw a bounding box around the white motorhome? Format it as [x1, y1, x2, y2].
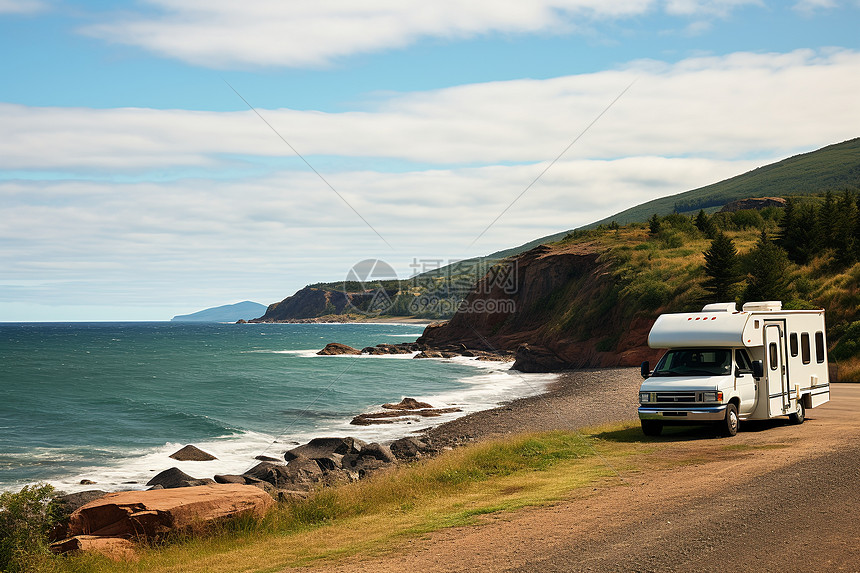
[638, 301, 830, 437]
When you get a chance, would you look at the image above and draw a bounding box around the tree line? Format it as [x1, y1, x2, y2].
[698, 190, 860, 303]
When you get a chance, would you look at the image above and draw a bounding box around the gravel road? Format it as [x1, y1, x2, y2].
[306, 371, 860, 573]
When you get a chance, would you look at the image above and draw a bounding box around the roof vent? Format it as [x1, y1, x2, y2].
[701, 303, 737, 313]
[742, 301, 782, 312]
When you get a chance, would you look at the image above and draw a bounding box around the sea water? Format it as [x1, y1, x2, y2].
[0, 322, 554, 493]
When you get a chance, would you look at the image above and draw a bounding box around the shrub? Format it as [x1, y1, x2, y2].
[831, 321, 860, 361]
[624, 279, 671, 310]
[0, 483, 60, 572]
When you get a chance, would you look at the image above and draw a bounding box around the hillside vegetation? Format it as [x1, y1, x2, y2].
[546, 192, 860, 379]
[587, 137, 860, 227]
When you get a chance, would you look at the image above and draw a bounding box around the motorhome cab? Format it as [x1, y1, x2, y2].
[638, 301, 830, 437]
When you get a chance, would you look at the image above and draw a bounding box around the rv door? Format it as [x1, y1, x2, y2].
[765, 323, 788, 416]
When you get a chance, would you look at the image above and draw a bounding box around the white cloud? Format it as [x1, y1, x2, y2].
[2, 49, 858, 174]
[3, 48, 859, 317]
[0, 154, 759, 316]
[664, 0, 762, 17]
[792, 0, 837, 15]
[77, 0, 762, 69]
[0, 0, 45, 14]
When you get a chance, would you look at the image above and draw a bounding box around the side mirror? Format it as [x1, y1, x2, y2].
[640, 361, 650, 379]
[752, 360, 764, 379]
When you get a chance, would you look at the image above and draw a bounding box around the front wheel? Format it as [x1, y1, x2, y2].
[788, 400, 805, 425]
[641, 419, 663, 437]
[719, 403, 739, 437]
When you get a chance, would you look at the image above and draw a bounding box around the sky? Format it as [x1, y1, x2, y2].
[1, 0, 859, 321]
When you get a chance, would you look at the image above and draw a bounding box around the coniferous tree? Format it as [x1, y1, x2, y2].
[778, 198, 819, 265]
[648, 214, 661, 236]
[744, 230, 790, 302]
[817, 190, 837, 250]
[694, 209, 716, 239]
[703, 232, 742, 301]
[833, 190, 858, 266]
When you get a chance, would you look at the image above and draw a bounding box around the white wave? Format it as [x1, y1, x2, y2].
[47, 431, 279, 494]
[38, 356, 554, 494]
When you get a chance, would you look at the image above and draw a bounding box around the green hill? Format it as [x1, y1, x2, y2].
[586, 137, 860, 227]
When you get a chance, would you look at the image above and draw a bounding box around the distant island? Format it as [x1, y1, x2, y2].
[171, 301, 267, 322]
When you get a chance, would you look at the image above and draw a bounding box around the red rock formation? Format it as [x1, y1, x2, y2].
[60, 484, 274, 542]
[419, 242, 664, 371]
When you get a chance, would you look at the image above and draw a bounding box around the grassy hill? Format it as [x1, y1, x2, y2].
[586, 137, 860, 227]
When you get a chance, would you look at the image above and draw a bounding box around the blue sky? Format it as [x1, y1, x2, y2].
[2, 0, 859, 321]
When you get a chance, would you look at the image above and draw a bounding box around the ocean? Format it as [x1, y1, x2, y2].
[0, 322, 554, 493]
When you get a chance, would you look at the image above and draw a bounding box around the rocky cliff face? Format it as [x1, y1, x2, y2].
[419, 242, 663, 371]
[250, 286, 396, 322]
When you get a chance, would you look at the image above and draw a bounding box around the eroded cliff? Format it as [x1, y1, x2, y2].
[419, 242, 663, 371]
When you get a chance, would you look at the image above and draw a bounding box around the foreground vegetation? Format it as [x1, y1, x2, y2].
[4, 427, 652, 573]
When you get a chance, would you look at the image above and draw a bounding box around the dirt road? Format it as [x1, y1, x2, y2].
[316, 383, 860, 572]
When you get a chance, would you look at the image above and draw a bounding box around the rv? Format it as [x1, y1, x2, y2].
[638, 301, 830, 437]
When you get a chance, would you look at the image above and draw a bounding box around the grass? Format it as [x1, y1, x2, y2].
[28, 427, 650, 573]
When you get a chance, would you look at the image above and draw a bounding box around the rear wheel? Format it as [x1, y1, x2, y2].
[641, 420, 663, 437]
[720, 403, 739, 437]
[788, 400, 805, 425]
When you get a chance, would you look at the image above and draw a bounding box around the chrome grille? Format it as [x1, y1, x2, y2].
[655, 392, 697, 403]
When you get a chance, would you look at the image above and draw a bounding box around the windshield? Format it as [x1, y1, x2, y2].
[652, 349, 732, 377]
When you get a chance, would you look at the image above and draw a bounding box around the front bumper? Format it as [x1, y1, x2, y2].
[638, 405, 727, 422]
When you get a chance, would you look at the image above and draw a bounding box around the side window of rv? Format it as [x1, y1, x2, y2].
[801, 333, 811, 365]
[735, 349, 753, 373]
[815, 331, 825, 363]
[769, 343, 779, 370]
[789, 333, 799, 357]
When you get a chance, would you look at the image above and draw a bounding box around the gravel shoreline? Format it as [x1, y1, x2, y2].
[421, 367, 643, 448]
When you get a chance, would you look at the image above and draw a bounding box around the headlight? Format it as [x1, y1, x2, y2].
[702, 391, 723, 402]
[639, 392, 650, 403]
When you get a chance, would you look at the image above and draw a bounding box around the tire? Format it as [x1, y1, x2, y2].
[788, 400, 805, 425]
[641, 419, 663, 437]
[720, 403, 739, 437]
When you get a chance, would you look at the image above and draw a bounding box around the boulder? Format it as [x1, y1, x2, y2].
[53, 490, 109, 516]
[317, 342, 361, 355]
[358, 443, 397, 463]
[60, 484, 274, 541]
[351, 407, 461, 425]
[244, 458, 323, 487]
[50, 490, 110, 541]
[213, 474, 249, 485]
[284, 437, 365, 461]
[511, 343, 570, 373]
[389, 437, 426, 460]
[169, 445, 217, 461]
[51, 535, 138, 560]
[382, 397, 433, 410]
[361, 344, 412, 355]
[341, 455, 389, 477]
[415, 349, 459, 359]
[145, 467, 215, 489]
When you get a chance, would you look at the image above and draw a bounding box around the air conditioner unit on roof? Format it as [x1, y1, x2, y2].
[701, 303, 737, 313]
[742, 301, 782, 312]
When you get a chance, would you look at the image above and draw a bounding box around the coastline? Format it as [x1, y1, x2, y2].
[421, 367, 642, 448]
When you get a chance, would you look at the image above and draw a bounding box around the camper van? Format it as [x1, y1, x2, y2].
[638, 301, 830, 437]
